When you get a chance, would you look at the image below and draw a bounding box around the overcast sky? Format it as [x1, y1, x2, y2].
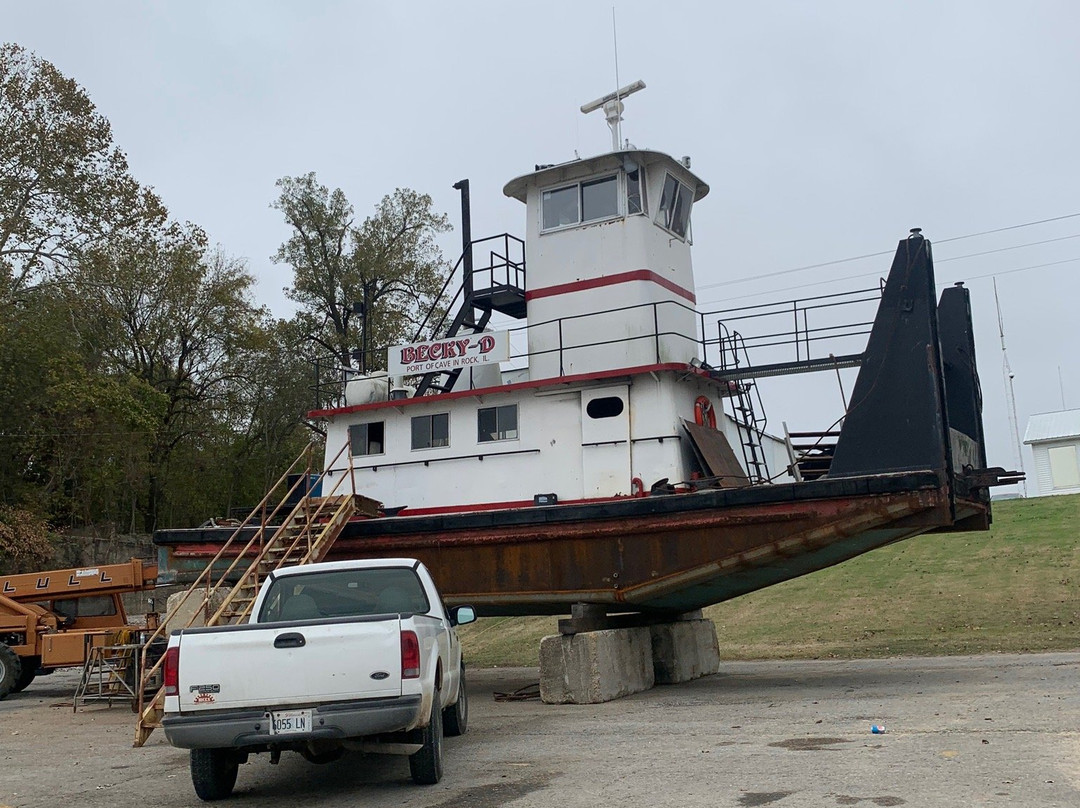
[6, 0, 1079, 492]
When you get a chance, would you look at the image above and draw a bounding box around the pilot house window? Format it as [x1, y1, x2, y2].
[542, 174, 619, 231]
[626, 165, 646, 215]
[657, 172, 693, 239]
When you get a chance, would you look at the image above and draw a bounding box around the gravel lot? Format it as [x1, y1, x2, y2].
[2, 652, 1078, 807]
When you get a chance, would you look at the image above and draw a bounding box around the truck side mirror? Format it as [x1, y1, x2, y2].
[450, 605, 476, 626]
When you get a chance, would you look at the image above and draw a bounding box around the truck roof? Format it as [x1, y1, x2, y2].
[268, 558, 421, 579]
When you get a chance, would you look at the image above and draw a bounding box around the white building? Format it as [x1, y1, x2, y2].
[1023, 409, 1080, 497]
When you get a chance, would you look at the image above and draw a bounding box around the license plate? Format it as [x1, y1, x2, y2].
[269, 709, 312, 735]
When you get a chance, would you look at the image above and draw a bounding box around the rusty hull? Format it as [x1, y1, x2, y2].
[162, 473, 982, 617]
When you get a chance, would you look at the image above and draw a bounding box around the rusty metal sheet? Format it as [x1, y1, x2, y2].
[681, 419, 750, 487]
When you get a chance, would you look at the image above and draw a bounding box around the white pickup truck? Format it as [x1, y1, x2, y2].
[160, 558, 475, 801]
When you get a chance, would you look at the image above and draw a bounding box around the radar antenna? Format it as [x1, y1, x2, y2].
[581, 79, 645, 152]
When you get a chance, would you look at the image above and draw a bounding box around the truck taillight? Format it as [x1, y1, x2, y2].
[163, 646, 179, 696]
[401, 630, 420, 679]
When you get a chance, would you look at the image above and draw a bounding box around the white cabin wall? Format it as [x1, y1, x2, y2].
[323, 370, 793, 512]
[325, 389, 587, 511]
[628, 375, 690, 488]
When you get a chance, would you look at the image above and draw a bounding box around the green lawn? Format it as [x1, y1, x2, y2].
[458, 494, 1080, 666]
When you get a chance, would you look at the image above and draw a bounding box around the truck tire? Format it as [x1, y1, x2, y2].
[0, 644, 20, 701]
[443, 661, 468, 737]
[12, 654, 38, 693]
[190, 748, 239, 801]
[409, 690, 444, 785]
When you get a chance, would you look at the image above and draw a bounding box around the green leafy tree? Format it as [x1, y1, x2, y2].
[0, 282, 78, 509]
[272, 173, 451, 371]
[0, 43, 164, 297]
[29, 359, 166, 531]
[73, 224, 265, 530]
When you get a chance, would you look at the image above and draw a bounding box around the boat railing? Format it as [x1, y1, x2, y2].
[308, 282, 884, 407]
[703, 284, 884, 380]
[411, 233, 526, 342]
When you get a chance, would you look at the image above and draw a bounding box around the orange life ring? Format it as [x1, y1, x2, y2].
[694, 395, 717, 429]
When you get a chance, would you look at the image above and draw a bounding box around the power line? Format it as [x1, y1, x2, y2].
[943, 256, 1080, 284]
[936, 233, 1080, 263]
[698, 212, 1080, 291]
[934, 212, 1080, 244]
[699, 254, 1080, 309]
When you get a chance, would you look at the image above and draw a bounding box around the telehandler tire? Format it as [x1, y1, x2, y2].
[0, 643, 20, 700]
[11, 654, 37, 693]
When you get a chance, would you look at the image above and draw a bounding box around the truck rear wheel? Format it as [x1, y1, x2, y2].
[0, 644, 20, 700]
[409, 690, 444, 785]
[443, 662, 468, 737]
[190, 748, 239, 801]
[12, 654, 38, 693]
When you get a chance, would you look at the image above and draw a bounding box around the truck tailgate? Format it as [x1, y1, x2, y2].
[176, 615, 402, 713]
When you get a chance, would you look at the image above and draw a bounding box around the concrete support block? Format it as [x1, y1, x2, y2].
[650, 618, 720, 685]
[539, 627, 655, 704]
[164, 589, 228, 634]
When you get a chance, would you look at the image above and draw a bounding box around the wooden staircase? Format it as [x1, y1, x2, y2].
[133, 440, 373, 747]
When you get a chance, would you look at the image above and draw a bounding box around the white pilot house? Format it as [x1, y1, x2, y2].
[312, 140, 790, 514]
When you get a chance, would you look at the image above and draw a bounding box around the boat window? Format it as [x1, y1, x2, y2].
[349, 422, 384, 456]
[478, 404, 518, 442]
[542, 184, 579, 230]
[626, 164, 645, 215]
[657, 172, 693, 240]
[541, 174, 620, 232]
[586, 396, 625, 419]
[581, 175, 618, 221]
[411, 412, 450, 450]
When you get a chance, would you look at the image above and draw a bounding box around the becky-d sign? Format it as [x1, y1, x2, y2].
[388, 331, 509, 375]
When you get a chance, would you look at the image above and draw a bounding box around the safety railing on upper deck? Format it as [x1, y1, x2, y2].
[307, 281, 884, 408]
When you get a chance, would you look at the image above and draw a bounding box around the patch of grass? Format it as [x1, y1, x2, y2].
[459, 494, 1080, 665]
[458, 615, 560, 667]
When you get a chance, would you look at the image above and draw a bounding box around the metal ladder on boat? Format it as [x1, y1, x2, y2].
[133, 441, 368, 747]
[416, 306, 495, 396]
[718, 326, 771, 484]
[412, 233, 526, 396]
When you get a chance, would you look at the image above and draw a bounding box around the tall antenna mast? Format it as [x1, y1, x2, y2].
[994, 278, 1027, 496]
[612, 7, 622, 148]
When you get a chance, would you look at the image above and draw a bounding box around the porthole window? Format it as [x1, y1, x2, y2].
[586, 397, 625, 419]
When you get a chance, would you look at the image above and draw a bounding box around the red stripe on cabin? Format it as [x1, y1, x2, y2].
[524, 270, 696, 304]
[308, 362, 708, 418]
